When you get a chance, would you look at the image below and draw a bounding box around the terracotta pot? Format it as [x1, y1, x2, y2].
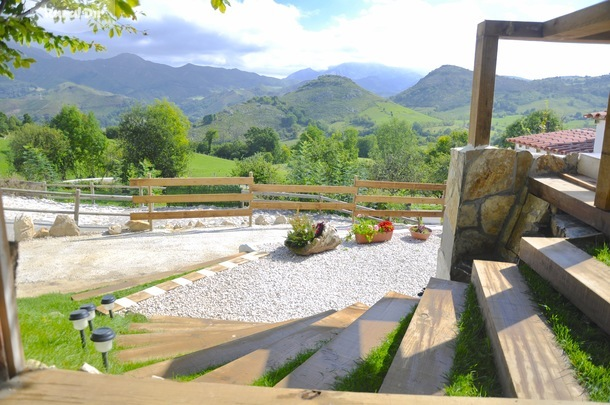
[410, 227, 432, 241]
[355, 231, 393, 244]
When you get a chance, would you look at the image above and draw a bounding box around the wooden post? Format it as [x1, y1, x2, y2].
[147, 173, 153, 231]
[90, 181, 95, 206]
[139, 186, 144, 208]
[468, 21, 499, 147]
[594, 94, 610, 210]
[0, 192, 25, 380]
[74, 189, 81, 225]
[248, 172, 253, 227]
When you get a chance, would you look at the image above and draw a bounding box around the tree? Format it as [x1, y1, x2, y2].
[118, 99, 191, 179]
[423, 130, 468, 183]
[50, 105, 107, 178]
[231, 153, 281, 184]
[0, 0, 230, 79]
[492, 109, 563, 148]
[7, 123, 70, 177]
[204, 128, 219, 154]
[243, 127, 281, 162]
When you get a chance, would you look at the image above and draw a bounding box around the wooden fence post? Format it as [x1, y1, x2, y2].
[147, 173, 153, 231]
[248, 171, 254, 227]
[74, 189, 81, 225]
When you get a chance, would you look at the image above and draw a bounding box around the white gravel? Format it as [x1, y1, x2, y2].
[134, 229, 440, 323]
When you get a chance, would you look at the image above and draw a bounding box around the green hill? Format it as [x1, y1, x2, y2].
[193, 75, 442, 142]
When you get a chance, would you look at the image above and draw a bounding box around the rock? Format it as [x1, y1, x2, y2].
[195, 220, 205, 228]
[274, 215, 288, 225]
[173, 223, 183, 230]
[126, 220, 150, 232]
[14, 214, 35, 242]
[108, 225, 122, 235]
[34, 227, 50, 238]
[286, 223, 342, 256]
[239, 244, 255, 253]
[25, 359, 50, 370]
[221, 220, 236, 226]
[80, 362, 102, 374]
[49, 215, 80, 237]
[255, 215, 269, 225]
[187, 221, 194, 228]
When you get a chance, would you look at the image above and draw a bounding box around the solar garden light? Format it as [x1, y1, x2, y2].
[69, 309, 89, 349]
[79, 303, 96, 331]
[101, 294, 116, 318]
[91, 327, 116, 371]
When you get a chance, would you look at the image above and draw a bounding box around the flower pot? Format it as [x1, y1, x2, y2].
[355, 231, 393, 244]
[410, 227, 432, 241]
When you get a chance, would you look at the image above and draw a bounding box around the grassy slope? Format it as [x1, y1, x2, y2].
[0, 138, 10, 176]
[185, 153, 235, 177]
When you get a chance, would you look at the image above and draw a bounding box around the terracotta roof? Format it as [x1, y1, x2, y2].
[584, 111, 606, 120]
[507, 128, 596, 155]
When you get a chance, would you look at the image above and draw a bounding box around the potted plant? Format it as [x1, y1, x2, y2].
[348, 216, 394, 244]
[409, 217, 432, 241]
[285, 214, 341, 255]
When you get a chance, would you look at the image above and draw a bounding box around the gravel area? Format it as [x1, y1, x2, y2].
[134, 228, 440, 323]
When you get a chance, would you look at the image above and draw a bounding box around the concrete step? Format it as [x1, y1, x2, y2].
[194, 303, 369, 385]
[274, 291, 418, 390]
[472, 260, 586, 401]
[379, 278, 468, 395]
[519, 237, 610, 336]
[124, 310, 337, 379]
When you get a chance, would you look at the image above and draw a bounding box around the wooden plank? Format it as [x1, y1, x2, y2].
[354, 195, 444, 205]
[594, 92, 610, 210]
[251, 184, 357, 194]
[195, 303, 369, 385]
[528, 176, 610, 236]
[468, 21, 498, 146]
[129, 177, 253, 187]
[352, 209, 444, 218]
[558, 173, 596, 192]
[2, 368, 585, 405]
[125, 310, 336, 379]
[133, 193, 252, 204]
[0, 193, 25, 380]
[519, 237, 610, 336]
[130, 208, 252, 221]
[354, 180, 446, 191]
[379, 278, 468, 395]
[275, 292, 418, 390]
[471, 260, 586, 400]
[117, 321, 291, 363]
[542, 2, 610, 43]
[71, 253, 246, 301]
[127, 322, 261, 334]
[145, 315, 260, 326]
[250, 201, 354, 211]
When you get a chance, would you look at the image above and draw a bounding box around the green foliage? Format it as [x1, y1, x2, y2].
[50, 105, 107, 178]
[422, 129, 467, 183]
[213, 140, 247, 160]
[244, 126, 283, 162]
[0, 138, 10, 176]
[357, 134, 376, 158]
[592, 243, 610, 266]
[118, 100, 191, 179]
[231, 153, 282, 184]
[332, 309, 416, 392]
[445, 284, 501, 397]
[204, 128, 219, 154]
[347, 217, 394, 242]
[251, 347, 319, 387]
[7, 123, 70, 178]
[20, 146, 59, 182]
[492, 109, 564, 148]
[284, 215, 317, 249]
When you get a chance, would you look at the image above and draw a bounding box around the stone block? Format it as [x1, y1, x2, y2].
[504, 193, 550, 257]
[464, 148, 516, 201]
[49, 214, 80, 237]
[530, 154, 565, 176]
[457, 203, 478, 228]
[14, 214, 35, 242]
[481, 195, 516, 236]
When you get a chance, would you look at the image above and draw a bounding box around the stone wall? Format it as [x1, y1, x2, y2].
[437, 146, 575, 281]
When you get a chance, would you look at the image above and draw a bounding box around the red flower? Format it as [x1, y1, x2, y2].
[378, 220, 394, 233]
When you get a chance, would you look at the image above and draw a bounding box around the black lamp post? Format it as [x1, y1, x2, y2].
[79, 303, 96, 331]
[69, 309, 89, 348]
[91, 327, 116, 371]
[101, 294, 116, 318]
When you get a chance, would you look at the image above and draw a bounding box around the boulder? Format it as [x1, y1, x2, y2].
[274, 215, 288, 225]
[49, 215, 80, 237]
[107, 225, 122, 235]
[221, 220, 236, 226]
[286, 224, 342, 256]
[14, 214, 35, 242]
[194, 220, 205, 228]
[255, 215, 269, 225]
[34, 228, 50, 238]
[125, 220, 150, 232]
[239, 244, 256, 253]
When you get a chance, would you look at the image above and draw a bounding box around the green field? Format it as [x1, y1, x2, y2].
[0, 138, 10, 177]
[186, 152, 235, 177]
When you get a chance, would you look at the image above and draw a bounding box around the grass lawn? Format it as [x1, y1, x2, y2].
[186, 153, 235, 177]
[0, 137, 11, 177]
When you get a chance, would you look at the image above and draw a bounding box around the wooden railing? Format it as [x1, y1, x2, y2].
[129, 176, 446, 229]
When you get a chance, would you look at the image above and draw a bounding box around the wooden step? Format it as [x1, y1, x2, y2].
[194, 303, 369, 385]
[519, 237, 610, 336]
[528, 175, 610, 236]
[146, 315, 262, 326]
[117, 322, 290, 363]
[379, 278, 468, 395]
[124, 310, 337, 379]
[128, 321, 260, 333]
[472, 260, 586, 401]
[274, 291, 418, 390]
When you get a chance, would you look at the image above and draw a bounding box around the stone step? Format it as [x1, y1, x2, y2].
[472, 260, 586, 401]
[379, 278, 468, 395]
[194, 303, 369, 385]
[274, 291, 418, 390]
[124, 310, 337, 379]
[117, 321, 289, 363]
[519, 237, 610, 336]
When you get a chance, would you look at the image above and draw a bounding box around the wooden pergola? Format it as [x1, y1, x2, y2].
[468, 1, 610, 209]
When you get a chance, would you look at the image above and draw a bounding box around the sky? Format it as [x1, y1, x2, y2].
[41, 0, 610, 80]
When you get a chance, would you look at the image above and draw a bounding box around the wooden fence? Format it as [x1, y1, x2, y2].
[129, 176, 446, 230]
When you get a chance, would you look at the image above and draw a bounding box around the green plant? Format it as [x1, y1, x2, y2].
[346, 216, 394, 242]
[410, 217, 430, 234]
[284, 215, 324, 249]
